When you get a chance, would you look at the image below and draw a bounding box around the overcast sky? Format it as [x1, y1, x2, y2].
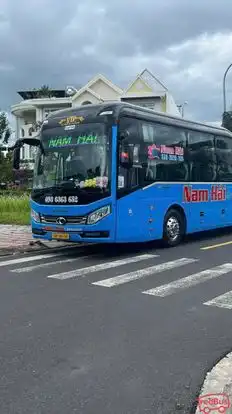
[1, 0, 232, 126]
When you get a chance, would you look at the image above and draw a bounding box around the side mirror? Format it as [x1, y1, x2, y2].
[13, 146, 21, 170]
[119, 130, 130, 140]
[11, 139, 23, 170]
[37, 157, 44, 175]
[119, 142, 133, 169]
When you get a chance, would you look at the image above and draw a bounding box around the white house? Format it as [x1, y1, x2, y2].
[121, 69, 181, 116]
[11, 89, 72, 166]
[10, 69, 182, 166]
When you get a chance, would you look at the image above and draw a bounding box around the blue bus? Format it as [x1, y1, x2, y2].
[12, 102, 232, 247]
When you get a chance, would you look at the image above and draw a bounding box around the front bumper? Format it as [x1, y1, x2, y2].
[32, 226, 112, 243]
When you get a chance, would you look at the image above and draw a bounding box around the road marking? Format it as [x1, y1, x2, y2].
[143, 263, 232, 297]
[92, 258, 197, 287]
[47, 254, 157, 280]
[0, 253, 62, 267]
[204, 290, 232, 309]
[201, 240, 232, 250]
[10, 256, 89, 273]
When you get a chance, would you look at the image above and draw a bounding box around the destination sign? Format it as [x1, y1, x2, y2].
[47, 134, 100, 148]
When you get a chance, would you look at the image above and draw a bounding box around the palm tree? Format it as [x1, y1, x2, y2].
[34, 85, 53, 98]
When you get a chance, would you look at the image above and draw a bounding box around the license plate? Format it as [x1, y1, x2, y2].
[52, 232, 70, 240]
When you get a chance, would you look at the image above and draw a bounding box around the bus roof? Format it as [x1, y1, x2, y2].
[45, 101, 232, 137]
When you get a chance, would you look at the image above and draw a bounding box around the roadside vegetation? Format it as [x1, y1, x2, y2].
[0, 192, 30, 225]
[0, 111, 32, 225]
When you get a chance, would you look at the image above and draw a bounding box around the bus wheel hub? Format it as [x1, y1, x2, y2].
[166, 216, 180, 240]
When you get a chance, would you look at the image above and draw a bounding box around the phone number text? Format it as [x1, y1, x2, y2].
[44, 196, 79, 203]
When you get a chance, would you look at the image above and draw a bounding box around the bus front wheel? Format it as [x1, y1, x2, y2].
[162, 209, 185, 247]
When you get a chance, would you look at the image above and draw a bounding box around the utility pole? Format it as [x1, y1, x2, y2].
[177, 101, 188, 118]
[223, 63, 232, 113]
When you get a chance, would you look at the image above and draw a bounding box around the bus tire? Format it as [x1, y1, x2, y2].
[162, 209, 185, 247]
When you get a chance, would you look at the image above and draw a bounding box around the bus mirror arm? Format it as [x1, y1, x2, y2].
[10, 137, 42, 149]
[10, 138, 44, 170]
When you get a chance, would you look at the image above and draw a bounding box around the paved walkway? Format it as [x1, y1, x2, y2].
[0, 225, 76, 251]
[0, 225, 32, 248]
[195, 351, 232, 413]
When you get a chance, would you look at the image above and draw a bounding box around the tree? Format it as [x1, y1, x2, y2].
[34, 85, 53, 98]
[0, 112, 11, 146]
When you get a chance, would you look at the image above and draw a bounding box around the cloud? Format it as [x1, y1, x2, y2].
[163, 32, 232, 120]
[1, 0, 232, 123]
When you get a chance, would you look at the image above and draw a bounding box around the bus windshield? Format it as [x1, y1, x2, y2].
[33, 123, 111, 192]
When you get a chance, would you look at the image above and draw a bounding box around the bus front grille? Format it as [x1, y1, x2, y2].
[40, 215, 87, 224]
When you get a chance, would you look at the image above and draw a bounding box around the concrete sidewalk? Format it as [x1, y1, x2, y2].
[0, 225, 33, 249]
[195, 351, 232, 413]
[0, 224, 77, 255]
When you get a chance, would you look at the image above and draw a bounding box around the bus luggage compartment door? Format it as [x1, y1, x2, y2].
[116, 193, 154, 243]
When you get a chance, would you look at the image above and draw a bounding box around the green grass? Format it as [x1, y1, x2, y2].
[0, 194, 30, 225]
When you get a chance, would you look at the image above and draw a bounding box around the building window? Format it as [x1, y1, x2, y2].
[139, 102, 155, 109]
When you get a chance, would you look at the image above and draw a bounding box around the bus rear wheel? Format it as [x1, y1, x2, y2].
[162, 209, 185, 247]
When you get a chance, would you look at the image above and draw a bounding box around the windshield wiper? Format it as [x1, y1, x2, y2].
[62, 176, 77, 181]
[56, 180, 76, 189]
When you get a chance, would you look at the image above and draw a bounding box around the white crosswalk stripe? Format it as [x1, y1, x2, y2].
[10, 256, 90, 273]
[204, 290, 232, 309]
[0, 253, 62, 267]
[143, 263, 232, 297]
[3, 250, 232, 312]
[92, 258, 197, 287]
[47, 254, 158, 280]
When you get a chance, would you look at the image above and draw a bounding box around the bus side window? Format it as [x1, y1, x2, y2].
[141, 121, 188, 182]
[118, 117, 141, 190]
[187, 131, 216, 182]
[216, 136, 232, 181]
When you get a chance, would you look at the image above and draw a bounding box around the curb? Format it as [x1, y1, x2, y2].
[195, 351, 232, 413]
[0, 240, 85, 257]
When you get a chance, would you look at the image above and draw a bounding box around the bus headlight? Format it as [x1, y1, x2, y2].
[31, 209, 40, 223]
[87, 205, 111, 225]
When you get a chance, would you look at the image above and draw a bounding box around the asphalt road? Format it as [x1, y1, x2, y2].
[1, 230, 232, 414]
